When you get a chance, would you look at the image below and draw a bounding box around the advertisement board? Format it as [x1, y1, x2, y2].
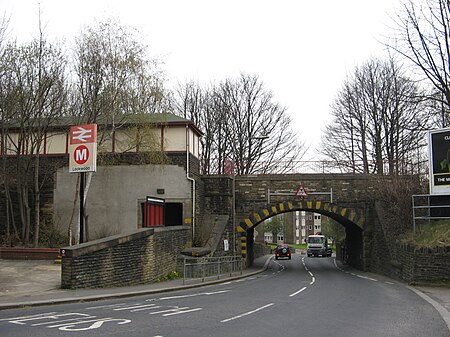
[429, 128, 450, 195]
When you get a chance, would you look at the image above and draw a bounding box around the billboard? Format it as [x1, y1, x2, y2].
[429, 128, 450, 195]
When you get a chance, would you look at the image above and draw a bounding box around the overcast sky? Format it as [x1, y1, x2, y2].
[1, 0, 401, 159]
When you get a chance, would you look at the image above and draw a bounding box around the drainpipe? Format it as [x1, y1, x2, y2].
[186, 125, 196, 241]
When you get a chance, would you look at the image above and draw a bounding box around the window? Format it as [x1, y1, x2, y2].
[264, 233, 273, 243]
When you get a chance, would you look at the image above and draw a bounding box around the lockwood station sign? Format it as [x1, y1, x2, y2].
[429, 128, 450, 194]
[69, 124, 98, 173]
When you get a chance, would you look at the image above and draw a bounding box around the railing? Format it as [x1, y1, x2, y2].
[203, 159, 427, 175]
[270, 160, 424, 175]
[182, 256, 244, 285]
[412, 194, 450, 232]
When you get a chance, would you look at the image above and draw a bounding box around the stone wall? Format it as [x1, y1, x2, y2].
[61, 226, 190, 289]
[391, 244, 450, 284]
[252, 242, 272, 259]
[197, 176, 235, 253]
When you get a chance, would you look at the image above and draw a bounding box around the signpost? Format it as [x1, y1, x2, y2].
[69, 124, 97, 243]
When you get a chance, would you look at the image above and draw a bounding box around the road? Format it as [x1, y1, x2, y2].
[0, 255, 448, 337]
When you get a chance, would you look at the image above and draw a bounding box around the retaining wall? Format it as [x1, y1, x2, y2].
[391, 244, 450, 284]
[61, 226, 190, 289]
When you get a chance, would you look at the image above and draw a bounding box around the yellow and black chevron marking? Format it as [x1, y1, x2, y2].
[236, 199, 365, 257]
[240, 233, 247, 258]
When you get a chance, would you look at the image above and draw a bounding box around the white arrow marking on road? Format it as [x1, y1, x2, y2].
[0, 312, 58, 323]
[72, 127, 92, 142]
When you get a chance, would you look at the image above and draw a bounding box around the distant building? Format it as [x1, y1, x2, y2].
[255, 211, 323, 245]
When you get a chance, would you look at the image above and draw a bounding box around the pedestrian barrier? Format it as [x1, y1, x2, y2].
[182, 256, 244, 285]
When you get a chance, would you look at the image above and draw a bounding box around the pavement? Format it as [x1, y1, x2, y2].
[0, 256, 272, 310]
[0, 255, 449, 331]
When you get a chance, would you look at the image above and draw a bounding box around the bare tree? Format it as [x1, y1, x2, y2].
[321, 58, 430, 174]
[0, 14, 16, 244]
[0, 37, 67, 246]
[70, 18, 166, 242]
[172, 74, 306, 175]
[171, 81, 222, 174]
[388, 0, 450, 117]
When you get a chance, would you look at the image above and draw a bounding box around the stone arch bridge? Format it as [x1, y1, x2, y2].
[233, 174, 379, 269]
[201, 173, 418, 271]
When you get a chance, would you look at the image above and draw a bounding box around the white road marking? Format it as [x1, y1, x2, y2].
[334, 257, 379, 282]
[86, 303, 129, 310]
[221, 303, 275, 323]
[158, 290, 230, 300]
[2, 312, 131, 331]
[310, 277, 316, 285]
[113, 304, 150, 311]
[149, 307, 190, 315]
[289, 287, 307, 297]
[163, 308, 203, 316]
[0, 312, 58, 322]
[131, 305, 164, 312]
[356, 274, 378, 282]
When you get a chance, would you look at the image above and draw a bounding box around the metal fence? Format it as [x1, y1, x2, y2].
[182, 256, 244, 285]
[412, 194, 450, 232]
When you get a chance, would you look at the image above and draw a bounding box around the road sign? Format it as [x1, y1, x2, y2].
[295, 184, 308, 198]
[69, 124, 97, 173]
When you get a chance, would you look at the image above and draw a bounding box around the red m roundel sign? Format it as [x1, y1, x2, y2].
[74, 145, 89, 165]
[69, 124, 97, 173]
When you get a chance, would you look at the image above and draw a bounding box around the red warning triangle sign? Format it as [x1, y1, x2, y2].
[295, 184, 308, 198]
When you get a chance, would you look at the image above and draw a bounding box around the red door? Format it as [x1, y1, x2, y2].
[143, 196, 164, 226]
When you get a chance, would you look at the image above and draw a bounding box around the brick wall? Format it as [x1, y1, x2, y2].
[61, 226, 190, 289]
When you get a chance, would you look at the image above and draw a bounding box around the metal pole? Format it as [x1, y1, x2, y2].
[183, 257, 186, 285]
[233, 174, 236, 255]
[412, 195, 416, 233]
[79, 172, 85, 244]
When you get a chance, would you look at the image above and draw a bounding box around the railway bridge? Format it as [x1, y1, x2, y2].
[201, 173, 418, 271]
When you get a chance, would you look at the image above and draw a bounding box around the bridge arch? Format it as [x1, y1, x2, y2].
[237, 199, 366, 266]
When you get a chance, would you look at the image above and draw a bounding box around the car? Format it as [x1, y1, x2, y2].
[275, 244, 291, 260]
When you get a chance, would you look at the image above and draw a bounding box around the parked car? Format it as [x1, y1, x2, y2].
[275, 244, 291, 260]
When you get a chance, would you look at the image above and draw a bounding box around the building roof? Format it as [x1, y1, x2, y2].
[4, 113, 203, 136]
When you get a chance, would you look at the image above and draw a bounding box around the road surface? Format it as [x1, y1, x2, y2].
[0, 255, 448, 337]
